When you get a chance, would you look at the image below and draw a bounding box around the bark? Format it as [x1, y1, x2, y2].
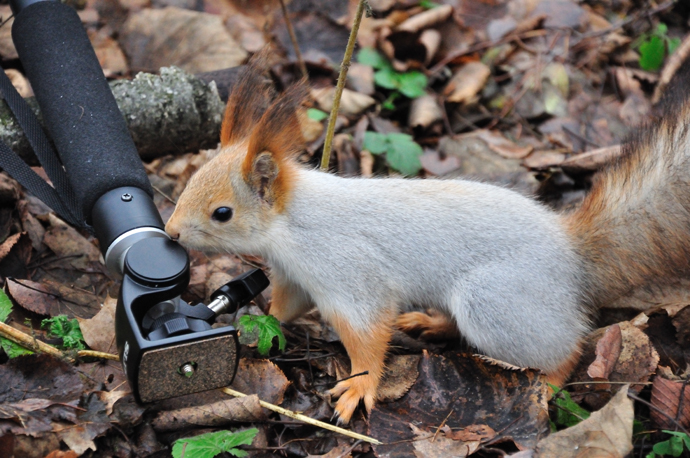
[0, 66, 241, 163]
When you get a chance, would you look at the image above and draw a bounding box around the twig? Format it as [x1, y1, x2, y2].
[320, 0, 367, 170]
[78, 350, 120, 361]
[278, 0, 308, 79]
[627, 392, 690, 437]
[432, 408, 454, 442]
[0, 320, 120, 361]
[220, 387, 382, 445]
[0, 321, 68, 360]
[575, 0, 676, 42]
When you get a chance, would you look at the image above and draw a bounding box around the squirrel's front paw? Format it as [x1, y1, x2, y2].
[395, 309, 459, 340]
[328, 376, 376, 424]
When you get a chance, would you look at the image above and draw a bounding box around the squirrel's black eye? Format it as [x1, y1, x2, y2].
[212, 207, 233, 222]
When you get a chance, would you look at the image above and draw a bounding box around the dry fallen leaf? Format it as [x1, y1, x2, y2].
[409, 94, 443, 129]
[6, 278, 58, 316]
[120, 7, 247, 73]
[535, 385, 634, 457]
[396, 4, 453, 33]
[410, 423, 480, 458]
[476, 130, 534, 159]
[312, 87, 376, 116]
[443, 62, 491, 104]
[77, 296, 117, 354]
[588, 323, 623, 380]
[650, 371, 690, 429]
[230, 358, 290, 406]
[377, 354, 421, 402]
[152, 394, 265, 431]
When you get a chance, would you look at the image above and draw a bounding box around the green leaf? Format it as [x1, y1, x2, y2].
[397, 71, 427, 98]
[656, 23, 668, 36]
[41, 316, 85, 350]
[419, 0, 440, 9]
[363, 131, 389, 154]
[386, 135, 423, 176]
[382, 91, 400, 111]
[307, 108, 328, 122]
[374, 68, 400, 90]
[238, 315, 285, 355]
[639, 35, 666, 71]
[357, 48, 389, 70]
[172, 428, 258, 458]
[668, 37, 681, 55]
[550, 385, 590, 428]
[0, 289, 11, 323]
[0, 289, 33, 358]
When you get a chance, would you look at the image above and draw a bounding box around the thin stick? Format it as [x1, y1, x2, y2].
[0, 321, 119, 361]
[278, 0, 308, 79]
[320, 0, 367, 170]
[78, 350, 120, 361]
[220, 387, 382, 445]
[0, 320, 71, 360]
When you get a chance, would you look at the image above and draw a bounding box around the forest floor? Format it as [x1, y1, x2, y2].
[1, 0, 690, 457]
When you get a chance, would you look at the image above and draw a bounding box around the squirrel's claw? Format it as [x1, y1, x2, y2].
[328, 377, 376, 424]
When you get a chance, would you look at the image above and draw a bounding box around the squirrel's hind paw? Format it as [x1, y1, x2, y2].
[329, 377, 376, 424]
[395, 309, 459, 340]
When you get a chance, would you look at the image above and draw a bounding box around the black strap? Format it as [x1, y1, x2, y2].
[0, 68, 83, 227]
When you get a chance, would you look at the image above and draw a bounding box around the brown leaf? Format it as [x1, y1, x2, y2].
[377, 355, 421, 402]
[476, 130, 533, 159]
[410, 423, 479, 458]
[6, 278, 58, 316]
[588, 323, 623, 380]
[152, 394, 265, 431]
[535, 386, 633, 458]
[0, 354, 83, 403]
[443, 424, 497, 442]
[443, 62, 491, 104]
[312, 87, 376, 116]
[396, 4, 453, 33]
[94, 390, 130, 416]
[42, 214, 103, 272]
[522, 151, 566, 170]
[0, 232, 31, 279]
[0, 232, 22, 263]
[371, 351, 548, 456]
[650, 374, 690, 430]
[89, 29, 128, 77]
[409, 94, 443, 130]
[420, 151, 461, 176]
[230, 358, 290, 406]
[120, 7, 248, 73]
[0, 7, 17, 60]
[609, 322, 659, 391]
[77, 295, 117, 353]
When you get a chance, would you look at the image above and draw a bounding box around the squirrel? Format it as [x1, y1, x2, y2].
[165, 56, 690, 423]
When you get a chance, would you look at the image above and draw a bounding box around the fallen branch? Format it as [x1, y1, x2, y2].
[1, 66, 242, 163]
[0, 320, 119, 362]
[220, 387, 382, 445]
[653, 32, 690, 104]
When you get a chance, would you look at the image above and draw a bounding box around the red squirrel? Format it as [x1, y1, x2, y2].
[165, 56, 690, 423]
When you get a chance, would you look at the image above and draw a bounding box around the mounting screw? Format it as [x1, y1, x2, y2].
[121, 193, 133, 202]
[180, 363, 195, 378]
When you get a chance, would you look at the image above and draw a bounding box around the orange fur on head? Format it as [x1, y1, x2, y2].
[220, 50, 275, 147]
[240, 81, 308, 212]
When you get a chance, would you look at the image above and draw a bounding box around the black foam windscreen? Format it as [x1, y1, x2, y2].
[12, 0, 153, 221]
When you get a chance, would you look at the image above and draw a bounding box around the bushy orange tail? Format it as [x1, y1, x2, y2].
[566, 96, 690, 307]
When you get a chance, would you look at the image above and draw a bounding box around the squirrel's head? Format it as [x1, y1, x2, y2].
[165, 53, 306, 254]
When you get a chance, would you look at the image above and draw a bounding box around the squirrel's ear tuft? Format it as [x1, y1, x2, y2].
[241, 81, 307, 211]
[221, 49, 275, 147]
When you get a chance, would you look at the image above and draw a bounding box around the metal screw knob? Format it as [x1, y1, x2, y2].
[121, 193, 133, 202]
[180, 363, 195, 378]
